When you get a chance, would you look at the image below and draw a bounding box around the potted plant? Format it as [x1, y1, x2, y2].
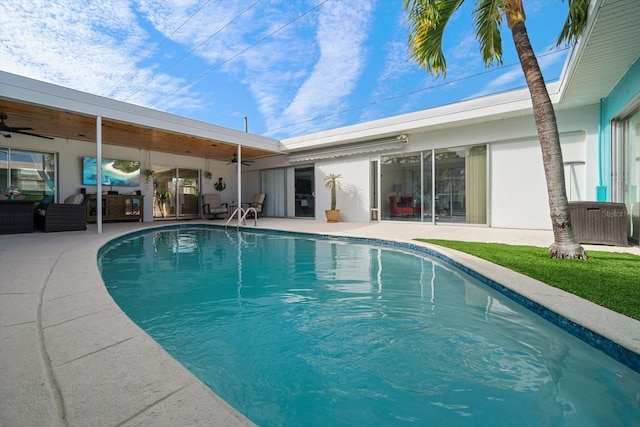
[156, 190, 171, 217]
[324, 173, 342, 223]
[144, 169, 154, 184]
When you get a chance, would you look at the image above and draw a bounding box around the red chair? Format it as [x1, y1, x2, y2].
[389, 196, 413, 217]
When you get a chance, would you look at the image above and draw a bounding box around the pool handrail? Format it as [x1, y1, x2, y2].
[225, 206, 258, 229]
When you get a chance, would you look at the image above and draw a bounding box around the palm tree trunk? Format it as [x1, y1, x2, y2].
[510, 22, 586, 259]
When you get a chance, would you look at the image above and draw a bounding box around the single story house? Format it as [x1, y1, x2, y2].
[1, 0, 638, 243]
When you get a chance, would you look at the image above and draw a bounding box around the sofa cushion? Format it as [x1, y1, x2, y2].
[64, 193, 84, 205]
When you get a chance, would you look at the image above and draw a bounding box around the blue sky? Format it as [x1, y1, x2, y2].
[0, 0, 570, 139]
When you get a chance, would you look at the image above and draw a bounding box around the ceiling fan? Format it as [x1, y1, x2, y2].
[0, 113, 53, 140]
[227, 152, 254, 166]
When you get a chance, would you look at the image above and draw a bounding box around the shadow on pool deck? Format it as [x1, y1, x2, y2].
[1, 218, 639, 426]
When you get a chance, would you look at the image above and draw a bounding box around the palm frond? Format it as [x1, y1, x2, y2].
[404, 0, 466, 77]
[474, 0, 504, 67]
[557, 0, 589, 46]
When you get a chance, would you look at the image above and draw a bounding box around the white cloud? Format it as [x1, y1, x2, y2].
[258, 0, 377, 136]
[0, 0, 197, 109]
[378, 41, 413, 82]
[470, 44, 567, 98]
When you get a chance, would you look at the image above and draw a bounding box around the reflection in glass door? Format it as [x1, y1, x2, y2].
[612, 107, 639, 242]
[434, 146, 486, 223]
[434, 155, 465, 222]
[423, 151, 433, 222]
[380, 145, 486, 224]
[295, 166, 314, 218]
[152, 166, 199, 220]
[177, 168, 199, 218]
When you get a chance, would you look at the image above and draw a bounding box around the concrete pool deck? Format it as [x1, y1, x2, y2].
[1, 218, 639, 426]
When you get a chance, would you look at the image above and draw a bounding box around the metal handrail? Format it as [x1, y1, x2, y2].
[224, 207, 244, 229]
[240, 207, 258, 226]
[224, 206, 258, 229]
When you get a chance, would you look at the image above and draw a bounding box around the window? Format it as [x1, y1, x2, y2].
[0, 148, 56, 199]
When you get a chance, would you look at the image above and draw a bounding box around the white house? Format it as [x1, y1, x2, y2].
[1, 0, 638, 243]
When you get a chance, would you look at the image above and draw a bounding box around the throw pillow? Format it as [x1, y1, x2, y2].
[64, 193, 84, 205]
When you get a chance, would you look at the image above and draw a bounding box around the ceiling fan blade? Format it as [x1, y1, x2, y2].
[0, 113, 52, 139]
[229, 153, 254, 166]
[12, 129, 54, 140]
[1, 125, 34, 131]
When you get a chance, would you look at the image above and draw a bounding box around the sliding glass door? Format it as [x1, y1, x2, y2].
[152, 166, 199, 220]
[612, 106, 639, 242]
[380, 144, 486, 224]
[380, 153, 422, 221]
[295, 166, 314, 218]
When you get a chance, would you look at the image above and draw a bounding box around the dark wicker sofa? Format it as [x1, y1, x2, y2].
[34, 194, 89, 232]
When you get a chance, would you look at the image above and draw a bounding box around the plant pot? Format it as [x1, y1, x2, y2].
[325, 209, 340, 223]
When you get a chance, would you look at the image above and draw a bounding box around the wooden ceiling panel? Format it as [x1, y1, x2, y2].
[0, 98, 276, 162]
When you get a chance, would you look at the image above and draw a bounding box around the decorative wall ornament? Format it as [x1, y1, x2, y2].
[214, 177, 226, 191]
[204, 171, 212, 180]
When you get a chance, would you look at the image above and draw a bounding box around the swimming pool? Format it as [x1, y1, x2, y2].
[99, 226, 640, 426]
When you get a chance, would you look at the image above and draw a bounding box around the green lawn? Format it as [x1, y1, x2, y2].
[415, 239, 640, 321]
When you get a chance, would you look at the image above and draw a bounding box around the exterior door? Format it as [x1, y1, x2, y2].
[152, 166, 199, 219]
[295, 166, 314, 218]
[177, 168, 199, 218]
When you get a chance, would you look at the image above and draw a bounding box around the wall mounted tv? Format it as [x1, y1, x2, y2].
[82, 157, 141, 187]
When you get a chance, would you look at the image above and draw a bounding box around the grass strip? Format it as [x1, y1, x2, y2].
[415, 239, 640, 321]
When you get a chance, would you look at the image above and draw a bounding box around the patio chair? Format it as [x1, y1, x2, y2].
[34, 193, 89, 232]
[202, 193, 228, 219]
[242, 193, 266, 218]
[389, 195, 413, 217]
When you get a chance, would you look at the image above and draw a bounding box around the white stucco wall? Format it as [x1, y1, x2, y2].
[315, 158, 371, 223]
[491, 137, 552, 229]
[302, 104, 599, 230]
[490, 106, 597, 229]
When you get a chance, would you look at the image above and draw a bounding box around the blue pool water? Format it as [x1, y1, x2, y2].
[99, 227, 640, 426]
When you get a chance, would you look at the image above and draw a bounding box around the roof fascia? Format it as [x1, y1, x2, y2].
[555, 0, 602, 103]
[0, 71, 280, 152]
[282, 86, 541, 150]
